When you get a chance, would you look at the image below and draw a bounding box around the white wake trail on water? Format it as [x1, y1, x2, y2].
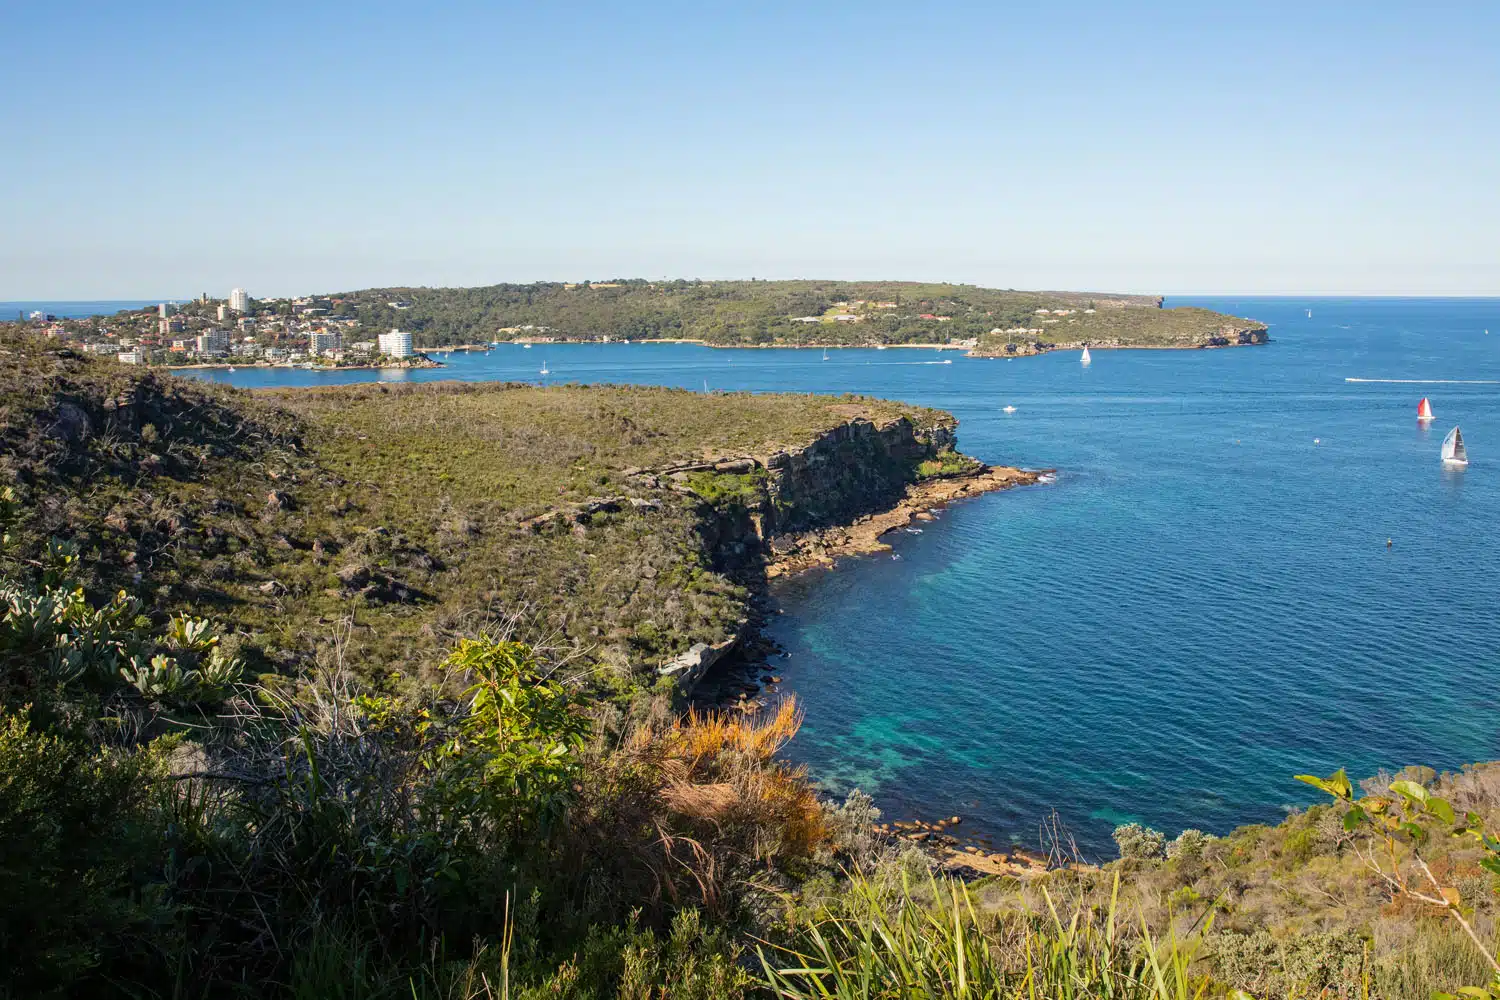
[1345, 377, 1500, 385]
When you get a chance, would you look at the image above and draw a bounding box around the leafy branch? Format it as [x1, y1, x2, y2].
[1297, 768, 1500, 994]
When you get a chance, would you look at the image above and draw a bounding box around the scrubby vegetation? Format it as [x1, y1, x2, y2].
[974, 303, 1269, 355]
[321, 279, 1263, 351]
[0, 336, 947, 689]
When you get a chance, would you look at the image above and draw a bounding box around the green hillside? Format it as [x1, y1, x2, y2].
[329, 279, 1265, 349]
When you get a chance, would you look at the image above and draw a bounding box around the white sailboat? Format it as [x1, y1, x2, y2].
[822, 347, 829, 361]
[1441, 426, 1468, 466]
[1002, 405, 1017, 414]
[1306, 308, 1313, 318]
[539, 360, 550, 375]
[1080, 345, 1092, 365]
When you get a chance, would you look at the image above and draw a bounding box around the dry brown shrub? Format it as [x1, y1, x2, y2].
[565, 695, 829, 920]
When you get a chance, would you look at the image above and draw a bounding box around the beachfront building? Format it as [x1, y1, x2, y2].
[378, 329, 413, 358]
[196, 329, 230, 354]
[309, 330, 341, 356]
[229, 288, 250, 313]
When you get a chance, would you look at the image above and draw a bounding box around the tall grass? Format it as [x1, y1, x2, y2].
[759, 871, 1231, 1000]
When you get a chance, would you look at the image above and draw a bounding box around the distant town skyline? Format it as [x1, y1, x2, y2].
[4, 1, 1497, 299]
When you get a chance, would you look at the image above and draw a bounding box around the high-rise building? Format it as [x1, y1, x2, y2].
[377, 329, 413, 358]
[309, 330, 341, 356]
[158, 302, 172, 318]
[229, 288, 250, 313]
[196, 329, 230, 354]
[217, 304, 228, 322]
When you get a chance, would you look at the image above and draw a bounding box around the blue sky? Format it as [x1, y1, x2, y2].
[4, 1, 1497, 298]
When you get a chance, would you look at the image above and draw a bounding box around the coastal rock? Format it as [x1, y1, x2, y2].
[47, 402, 93, 444]
[657, 634, 741, 692]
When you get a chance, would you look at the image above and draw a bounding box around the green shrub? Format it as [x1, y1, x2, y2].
[0, 711, 162, 994]
[1166, 828, 1216, 862]
[1113, 821, 1167, 861]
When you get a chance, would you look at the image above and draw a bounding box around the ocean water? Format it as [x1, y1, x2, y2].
[180, 297, 1500, 855]
[2, 300, 161, 319]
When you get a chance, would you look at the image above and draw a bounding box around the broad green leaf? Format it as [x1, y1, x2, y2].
[1343, 804, 1368, 832]
[1295, 769, 1353, 800]
[1428, 797, 1457, 825]
[1390, 779, 1429, 804]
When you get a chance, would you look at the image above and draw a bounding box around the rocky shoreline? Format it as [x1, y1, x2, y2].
[684, 460, 1061, 877]
[763, 463, 1048, 579]
[692, 461, 1050, 708]
[164, 357, 445, 371]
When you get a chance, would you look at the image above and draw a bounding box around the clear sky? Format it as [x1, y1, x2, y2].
[4, 1, 1497, 299]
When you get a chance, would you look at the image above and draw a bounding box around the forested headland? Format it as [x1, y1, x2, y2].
[331, 279, 1267, 351]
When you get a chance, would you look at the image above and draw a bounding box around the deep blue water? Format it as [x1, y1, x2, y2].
[180, 297, 1500, 855]
[2, 300, 161, 319]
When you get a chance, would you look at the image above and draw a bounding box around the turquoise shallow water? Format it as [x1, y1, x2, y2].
[183, 297, 1500, 855]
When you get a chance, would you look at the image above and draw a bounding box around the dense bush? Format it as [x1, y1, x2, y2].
[0, 713, 163, 995]
[1112, 821, 1167, 861]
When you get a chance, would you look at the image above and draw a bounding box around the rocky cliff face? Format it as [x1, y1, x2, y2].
[657, 414, 961, 689]
[678, 414, 957, 571]
[762, 415, 955, 534]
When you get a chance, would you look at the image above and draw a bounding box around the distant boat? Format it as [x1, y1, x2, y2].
[539, 360, 550, 375]
[1442, 426, 1468, 466]
[1002, 405, 1017, 414]
[822, 347, 829, 361]
[1080, 346, 1092, 365]
[227, 366, 235, 372]
[1417, 397, 1435, 421]
[1306, 308, 1313, 318]
[875, 344, 887, 351]
[522, 343, 532, 349]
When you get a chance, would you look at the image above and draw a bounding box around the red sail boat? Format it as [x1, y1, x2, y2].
[1417, 397, 1435, 421]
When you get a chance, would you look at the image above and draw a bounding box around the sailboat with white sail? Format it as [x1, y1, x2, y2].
[1417, 397, 1435, 422]
[1441, 426, 1468, 466]
[539, 360, 550, 375]
[1080, 345, 1092, 365]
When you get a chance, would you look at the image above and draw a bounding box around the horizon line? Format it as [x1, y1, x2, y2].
[7, 287, 1500, 304]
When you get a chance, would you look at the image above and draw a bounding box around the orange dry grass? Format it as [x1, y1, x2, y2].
[675, 698, 803, 769]
[655, 697, 829, 860]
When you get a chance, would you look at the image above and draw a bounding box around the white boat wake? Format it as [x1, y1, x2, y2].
[1345, 377, 1500, 385]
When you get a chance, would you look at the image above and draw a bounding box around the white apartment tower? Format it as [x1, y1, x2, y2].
[229, 288, 250, 313]
[377, 329, 413, 358]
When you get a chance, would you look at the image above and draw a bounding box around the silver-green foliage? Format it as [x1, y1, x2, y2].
[1113, 822, 1168, 861]
[0, 486, 241, 706]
